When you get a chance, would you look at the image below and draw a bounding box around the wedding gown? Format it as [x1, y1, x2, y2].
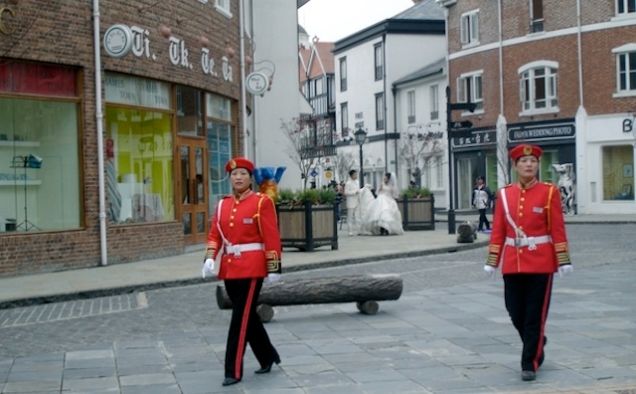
[358, 184, 404, 235]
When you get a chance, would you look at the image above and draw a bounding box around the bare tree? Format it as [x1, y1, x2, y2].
[281, 117, 320, 190]
[332, 150, 356, 183]
[399, 128, 444, 186]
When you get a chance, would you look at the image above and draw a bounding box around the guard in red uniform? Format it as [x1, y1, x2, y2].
[484, 144, 573, 382]
[203, 157, 282, 387]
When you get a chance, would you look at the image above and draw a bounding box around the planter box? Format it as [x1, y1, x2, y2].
[397, 195, 435, 230]
[276, 202, 338, 251]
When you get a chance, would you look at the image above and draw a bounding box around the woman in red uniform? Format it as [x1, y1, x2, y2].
[484, 144, 573, 382]
[203, 157, 282, 386]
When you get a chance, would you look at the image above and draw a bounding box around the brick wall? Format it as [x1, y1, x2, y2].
[0, 0, 241, 277]
[446, 0, 636, 126]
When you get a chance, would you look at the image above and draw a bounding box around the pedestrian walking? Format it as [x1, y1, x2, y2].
[344, 169, 361, 236]
[201, 157, 282, 387]
[472, 175, 492, 232]
[484, 144, 573, 382]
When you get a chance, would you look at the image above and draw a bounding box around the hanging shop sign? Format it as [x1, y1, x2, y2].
[102, 23, 233, 83]
[245, 71, 269, 95]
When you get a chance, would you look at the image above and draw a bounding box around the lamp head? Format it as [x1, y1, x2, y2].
[354, 128, 367, 146]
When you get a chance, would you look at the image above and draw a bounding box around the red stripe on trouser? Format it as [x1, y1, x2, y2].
[533, 274, 552, 370]
[234, 278, 257, 379]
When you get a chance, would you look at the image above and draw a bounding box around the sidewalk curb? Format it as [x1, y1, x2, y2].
[0, 240, 488, 310]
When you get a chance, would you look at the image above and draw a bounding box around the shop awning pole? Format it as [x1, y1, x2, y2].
[93, 0, 108, 266]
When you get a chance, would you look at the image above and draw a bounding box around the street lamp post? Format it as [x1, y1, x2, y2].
[354, 127, 367, 189]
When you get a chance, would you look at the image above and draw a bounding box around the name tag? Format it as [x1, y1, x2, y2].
[532, 207, 544, 214]
[243, 218, 254, 224]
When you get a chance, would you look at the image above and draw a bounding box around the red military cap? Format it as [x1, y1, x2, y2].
[509, 144, 543, 162]
[225, 157, 255, 174]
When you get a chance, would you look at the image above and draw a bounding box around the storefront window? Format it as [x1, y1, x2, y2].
[105, 73, 174, 224]
[603, 145, 634, 201]
[206, 93, 233, 210]
[0, 98, 80, 232]
[176, 85, 204, 137]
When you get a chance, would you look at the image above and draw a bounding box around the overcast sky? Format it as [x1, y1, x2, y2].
[298, 0, 415, 42]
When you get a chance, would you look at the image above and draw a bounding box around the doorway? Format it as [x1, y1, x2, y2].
[176, 137, 208, 244]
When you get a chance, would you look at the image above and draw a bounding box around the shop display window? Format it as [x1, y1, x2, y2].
[0, 98, 80, 233]
[105, 107, 174, 223]
[603, 145, 634, 201]
[206, 93, 233, 209]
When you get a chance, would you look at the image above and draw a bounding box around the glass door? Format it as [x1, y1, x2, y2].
[177, 138, 208, 244]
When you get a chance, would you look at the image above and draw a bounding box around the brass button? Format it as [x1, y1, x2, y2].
[519, 250, 523, 254]
[521, 190, 526, 194]
[519, 205, 524, 209]
[228, 258, 232, 262]
[520, 197, 525, 202]
[230, 215, 234, 219]
[519, 213, 523, 217]
[233, 208, 237, 212]
[229, 222, 234, 227]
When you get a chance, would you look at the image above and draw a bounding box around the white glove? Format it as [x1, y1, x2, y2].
[483, 265, 496, 279]
[264, 273, 281, 284]
[201, 258, 215, 279]
[558, 264, 573, 278]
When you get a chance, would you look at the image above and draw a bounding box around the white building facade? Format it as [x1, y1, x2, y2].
[393, 58, 449, 208]
[334, 0, 446, 192]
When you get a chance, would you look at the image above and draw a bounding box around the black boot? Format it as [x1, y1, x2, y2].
[255, 355, 281, 374]
[222, 377, 240, 386]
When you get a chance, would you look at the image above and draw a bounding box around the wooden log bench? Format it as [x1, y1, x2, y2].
[215, 274, 403, 322]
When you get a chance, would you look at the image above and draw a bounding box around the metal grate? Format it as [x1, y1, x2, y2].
[0, 292, 148, 329]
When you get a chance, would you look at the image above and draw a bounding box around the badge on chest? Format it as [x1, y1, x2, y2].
[243, 218, 254, 224]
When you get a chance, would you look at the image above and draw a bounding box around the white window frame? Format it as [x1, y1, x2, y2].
[430, 84, 439, 120]
[460, 9, 480, 48]
[339, 57, 347, 92]
[215, 0, 232, 18]
[456, 70, 484, 115]
[518, 60, 559, 115]
[613, 44, 636, 97]
[616, 0, 636, 16]
[407, 90, 416, 124]
[529, 0, 544, 33]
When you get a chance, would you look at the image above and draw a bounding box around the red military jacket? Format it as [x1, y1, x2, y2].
[206, 191, 282, 280]
[486, 180, 571, 274]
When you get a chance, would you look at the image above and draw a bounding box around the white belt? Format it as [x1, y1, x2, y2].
[224, 243, 264, 257]
[505, 235, 552, 250]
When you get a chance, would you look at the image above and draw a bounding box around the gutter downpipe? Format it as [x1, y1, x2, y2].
[392, 85, 398, 178]
[93, 0, 107, 266]
[383, 33, 388, 174]
[576, 0, 584, 106]
[239, 0, 249, 157]
[498, 0, 504, 115]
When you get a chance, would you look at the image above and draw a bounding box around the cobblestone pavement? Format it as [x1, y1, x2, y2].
[0, 224, 635, 393]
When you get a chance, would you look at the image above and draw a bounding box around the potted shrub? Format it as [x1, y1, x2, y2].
[276, 188, 338, 251]
[398, 187, 435, 230]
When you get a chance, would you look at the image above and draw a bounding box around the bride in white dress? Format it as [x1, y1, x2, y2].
[358, 173, 404, 235]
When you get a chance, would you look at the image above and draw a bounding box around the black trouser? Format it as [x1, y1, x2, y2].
[503, 274, 552, 372]
[478, 209, 490, 231]
[224, 278, 279, 380]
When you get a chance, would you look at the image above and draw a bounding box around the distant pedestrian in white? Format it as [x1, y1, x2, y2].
[344, 170, 361, 236]
[359, 173, 404, 235]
